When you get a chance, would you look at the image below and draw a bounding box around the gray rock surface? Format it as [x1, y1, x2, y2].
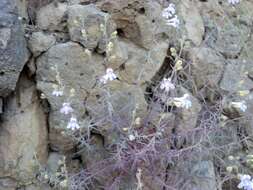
[36, 42, 104, 151]
[67, 4, 116, 51]
[1, 0, 253, 189]
[189, 47, 225, 89]
[119, 39, 168, 84]
[36, 2, 67, 31]
[0, 75, 48, 184]
[220, 60, 253, 92]
[0, 98, 2, 114]
[28, 32, 56, 56]
[189, 161, 217, 190]
[180, 0, 204, 46]
[0, 0, 29, 97]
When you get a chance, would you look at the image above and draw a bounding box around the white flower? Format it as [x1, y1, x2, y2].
[129, 134, 136, 141]
[228, 0, 240, 5]
[162, 4, 176, 18]
[238, 175, 253, 190]
[160, 78, 175, 92]
[60, 102, 74, 115]
[67, 117, 80, 130]
[99, 68, 117, 84]
[52, 90, 63, 97]
[173, 94, 192, 109]
[230, 101, 247, 112]
[161, 4, 180, 28]
[166, 15, 180, 28]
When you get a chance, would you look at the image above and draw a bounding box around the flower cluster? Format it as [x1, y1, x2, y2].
[67, 117, 80, 130]
[160, 77, 175, 93]
[100, 68, 117, 84]
[59, 101, 80, 131]
[60, 102, 74, 115]
[52, 89, 63, 97]
[161, 3, 180, 28]
[228, 0, 240, 5]
[238, 174, 253, 190]
[172, 94, 192, 109]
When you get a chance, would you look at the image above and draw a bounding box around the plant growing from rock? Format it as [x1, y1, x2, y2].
[28, 1, 253, 190]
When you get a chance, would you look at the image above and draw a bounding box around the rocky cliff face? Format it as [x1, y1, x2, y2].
[1, 0, 253, 189]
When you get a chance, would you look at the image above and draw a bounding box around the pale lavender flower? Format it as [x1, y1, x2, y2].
[160, 78, 175, 92]
[60, 102, 74, 115]
[173, 94, 192, 109]
[238, 175, 253, 190]
[52, 90, 63, 97]
[67, 117, 80, 130]
[228, 0, 240, 5]
[100, 68, 117, 84]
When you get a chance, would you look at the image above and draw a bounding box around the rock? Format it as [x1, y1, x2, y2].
[180, 0, 204, 46]
[176, 88, 202, 133]
[36, 42, 104, 151]
[189, 161, 217, 190]
[119, 39, 168, 84]
[106, 37, 128, 69]
[26, 57, 37, 77]
[0, 75, 48, 184]
[47, 152, 64, 173]
[0, 0, 29, 97]
[86, 80, 147, 146]
[67, 4, 116, 51]
[198, 0, 250, 58]
[0, 178, 17, 190]
[16, 0, 28, 20]
[0, 98, 2, 114]
[27, 0, 53, 23]
[25, 184, 52, 190]
[98, 0, 165, 49]
[68, 0, 100, 5]
[214, 23, 249, 58]
[227, 1, 253, 59]
[36, 2, 67, 31]
[28, 32, 56, 56]
[189, 47, 225, 90]
[80, 135, 109, 175]
[220, 60, 253, 92]
[134, 14, 156, 49]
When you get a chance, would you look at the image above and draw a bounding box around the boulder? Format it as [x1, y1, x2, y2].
[28, 32, 56, 57]
[0, 0, 29, 97]
[220, 60, 253, 92]
[0, 98, 2, 114]
[98, 0, 166, 49]
[198, 0, 250, 58]
[36, 2, 67, 31]
[67, 4, 116, 51]
[86, 80, 147, 146]
[189, 47, 225, 90]
[106, 38, 128, 69]
[179, 0, 204, 46]
[119, 39, 168, 84]
[0, 75, 48, 184]
[0, 178, 17, 190]
[189, 161, 217, 190]
[36, 42, 104, 151]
